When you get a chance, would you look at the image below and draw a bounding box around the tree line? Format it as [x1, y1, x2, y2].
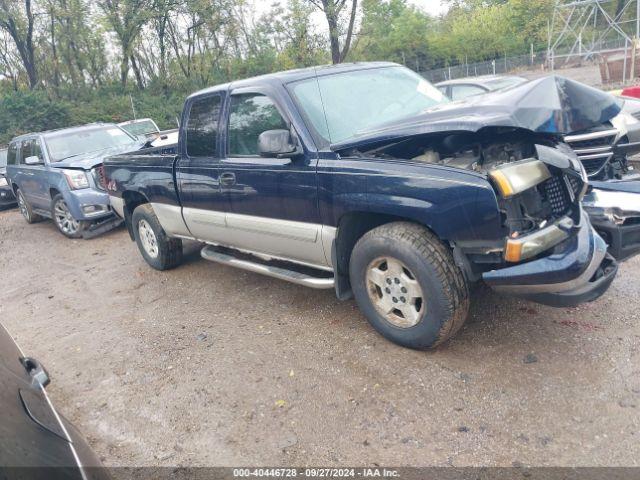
[0, 0, 580, 142]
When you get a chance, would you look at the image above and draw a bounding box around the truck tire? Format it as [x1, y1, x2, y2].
[51, 193, 87, 239]
[16, 188, 44, 224]
[132, 204, 183, 270]
[349, 222, 469, 350]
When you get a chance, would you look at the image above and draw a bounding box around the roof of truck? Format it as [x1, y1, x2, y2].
[188, 61, 400, 99]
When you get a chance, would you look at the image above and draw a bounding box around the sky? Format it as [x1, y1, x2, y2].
[250, 0, 450, 20]
[410, 0, 449, 16]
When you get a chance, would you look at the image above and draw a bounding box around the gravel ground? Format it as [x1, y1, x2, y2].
[1, 208, 639, 467]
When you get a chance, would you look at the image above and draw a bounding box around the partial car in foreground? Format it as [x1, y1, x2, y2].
[6, 123, 144, 238]
[0, 323, 108, 479]
[105, 63, 634, 350]
[0, 146, 17, 209]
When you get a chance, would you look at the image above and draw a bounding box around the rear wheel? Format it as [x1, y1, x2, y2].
[16, 189, 44, 224]
[132, 204, 183, 270]
[349, 222, 470, 350]
[51, 194, 86, 238]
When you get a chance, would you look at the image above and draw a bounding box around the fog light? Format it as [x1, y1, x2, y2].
[504, 222, 571, 262]
[83, 205, 106, 214]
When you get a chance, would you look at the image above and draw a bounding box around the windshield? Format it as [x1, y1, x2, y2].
[120, 120, 158, 136]
[0, 149, 6, 168]
[291, 66, 448, 144]
[46, 126, 137, 162]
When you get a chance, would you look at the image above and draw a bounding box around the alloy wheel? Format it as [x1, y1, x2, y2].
[53, 198, 80, 235]
[17, 191, 30, 222]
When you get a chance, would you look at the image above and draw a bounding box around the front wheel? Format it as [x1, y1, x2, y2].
[51, 194, 86, 238]
[132, 204, 183, 270]
[349, 222, 470, 350]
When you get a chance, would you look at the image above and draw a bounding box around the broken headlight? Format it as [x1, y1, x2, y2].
[488, 159, 551, 198]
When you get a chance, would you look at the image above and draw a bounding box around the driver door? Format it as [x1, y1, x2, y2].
[219, 88, 325, 267]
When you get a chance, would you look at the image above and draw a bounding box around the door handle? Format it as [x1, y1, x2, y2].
[20, 357, 50, 388]
[220, 172, 236, 186]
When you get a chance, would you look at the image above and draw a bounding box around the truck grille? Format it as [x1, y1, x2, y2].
[92, 165, 107, 191]
[543, 176, 571, 216]
[564, 128, 617, 177]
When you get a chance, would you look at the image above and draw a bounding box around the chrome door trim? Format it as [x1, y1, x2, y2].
[225, 212, 319, 242]
[170, 204, 336, 269]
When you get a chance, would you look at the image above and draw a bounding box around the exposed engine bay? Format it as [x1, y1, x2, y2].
[354, 128, 585, 243]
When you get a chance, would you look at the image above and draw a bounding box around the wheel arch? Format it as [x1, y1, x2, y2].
[332, 210, 448, 300]
[122, 190, 151, 240]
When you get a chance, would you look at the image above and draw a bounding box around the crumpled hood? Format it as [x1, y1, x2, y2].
[51, 141, 146, 170]
[331, 75, 623, 152]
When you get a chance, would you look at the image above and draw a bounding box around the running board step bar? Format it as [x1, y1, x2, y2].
[201, 246, 335, 289]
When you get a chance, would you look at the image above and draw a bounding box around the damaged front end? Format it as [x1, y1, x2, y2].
[348, 127, 617, 307]
[325, 69, 635, 307]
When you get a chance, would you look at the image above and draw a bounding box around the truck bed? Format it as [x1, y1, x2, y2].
[103, 146, 181, 207]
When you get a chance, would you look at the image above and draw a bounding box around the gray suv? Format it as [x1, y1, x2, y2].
[6, 123, 143, 238]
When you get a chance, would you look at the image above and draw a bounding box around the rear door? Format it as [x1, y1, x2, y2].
[219, 88, 325, 267]
[176, 92, 230, 241]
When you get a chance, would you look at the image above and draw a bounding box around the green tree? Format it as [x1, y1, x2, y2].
[307, 0, 359, 63]
[97, 0, 153, 88]
[0, 0, 38, 89]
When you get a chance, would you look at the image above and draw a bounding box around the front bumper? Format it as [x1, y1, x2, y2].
[583, 179, 640, 261]
[64, 188, 114, 222]
[482, 211, 617, 307]
[0, 186, 16, 208]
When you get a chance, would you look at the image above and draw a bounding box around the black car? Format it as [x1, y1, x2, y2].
[0, 323, 108, 479]
[0, 147, 17, 209]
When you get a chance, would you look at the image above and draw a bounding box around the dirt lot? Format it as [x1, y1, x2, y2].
[1, 207, 639, 467]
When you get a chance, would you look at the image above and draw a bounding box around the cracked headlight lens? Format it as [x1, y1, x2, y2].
[489, 159, 551, 198]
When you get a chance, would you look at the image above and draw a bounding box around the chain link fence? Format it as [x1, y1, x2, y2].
[419, 53, 547, 83]
[418, 38, 633, 85]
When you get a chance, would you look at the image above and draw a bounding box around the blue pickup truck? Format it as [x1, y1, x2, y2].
[5, 123, 144, 238]
[104, 62, 630, 349]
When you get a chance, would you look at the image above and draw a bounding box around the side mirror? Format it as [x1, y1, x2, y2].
[258, 129, 301, 158]
[24, 155, 41, 165]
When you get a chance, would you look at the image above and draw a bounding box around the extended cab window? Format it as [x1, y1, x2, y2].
[186, 95, 221, 157]
[228, 94, 288, 156]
